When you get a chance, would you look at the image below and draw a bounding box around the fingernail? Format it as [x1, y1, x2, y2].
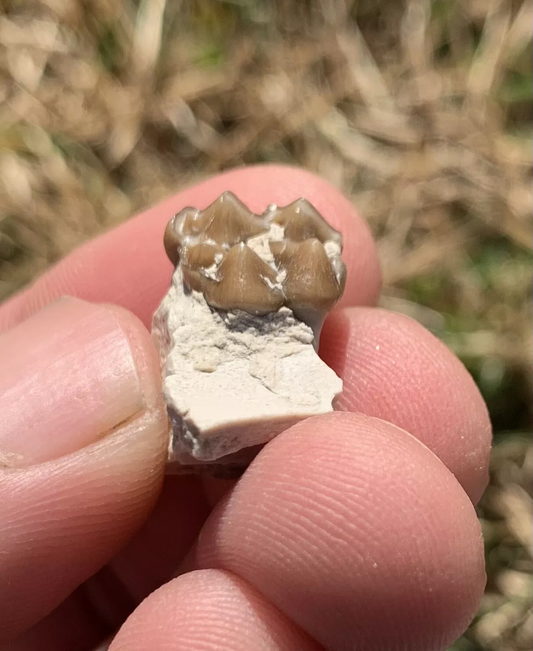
[0, 297, 145, 467]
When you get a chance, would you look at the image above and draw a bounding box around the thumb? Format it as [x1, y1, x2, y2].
[0, 297, 168, 643]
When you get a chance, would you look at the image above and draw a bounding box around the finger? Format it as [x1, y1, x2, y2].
[6, 588, 109, 651]
[104, 474, 210, 605]
[194, 413, 486, 651]
[109, 570, 320, 651]
[7, 475, 211, 651]
[0, 298, 169, 643]
[320, 307, 492, 503]
[0, 165, 381, 332]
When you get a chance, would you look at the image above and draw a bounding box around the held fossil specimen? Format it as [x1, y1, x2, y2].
[152, 192, 346, 474]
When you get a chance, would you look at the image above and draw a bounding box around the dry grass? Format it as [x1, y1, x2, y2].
[0, 1, 531, 649]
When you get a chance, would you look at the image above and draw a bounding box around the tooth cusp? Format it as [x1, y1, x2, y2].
[284, 239, 341, 311]
[184, 242, 226, 270]
[271, 198, 342, 246]
[163, 193, 346, 318]
[205, 243, 284, 315]
[202, 192, 267, 245]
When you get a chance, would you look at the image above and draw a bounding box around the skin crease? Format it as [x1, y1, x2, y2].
[0, 166, 491, 651]
[0, 299, 170, 641]
[110, 570, 322, 651]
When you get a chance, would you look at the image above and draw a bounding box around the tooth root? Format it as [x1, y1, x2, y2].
[184, 242, 225, 270]
[205, 243, 284, 315]
[201, 192, 267, 245]
[272, 198, 342, 245]
[283, 239, 341, 312]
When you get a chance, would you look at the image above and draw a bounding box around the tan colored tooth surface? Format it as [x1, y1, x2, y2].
[163, 193, 346, 318]
[334, 258, 348, 295]
[164, 207, 205, 264]
[272, 198, 342, 244]
[269, 240, 297, 267]
[205, 243, 284, 314]
[270, 239, 344, 311]
[283, 239, 341, 311]
[180, 209, 205, 236]
[202, 192, 267, 245]
[184, 242, 225, 270]
[181, 266, 210, 293]
[163, 214, 183, 265]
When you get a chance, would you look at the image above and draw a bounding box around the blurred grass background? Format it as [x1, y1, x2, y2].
[0, 0, 531, 648]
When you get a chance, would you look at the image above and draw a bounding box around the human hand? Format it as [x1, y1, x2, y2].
[0, 166, 491, 651]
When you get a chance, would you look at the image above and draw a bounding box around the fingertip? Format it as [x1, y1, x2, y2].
[321, 307, 492, 504]
[0, 408, 168, 643]
[103, 304, 163, 411]
[0, 298, 169, 642]
[110, 569, 319, 651]
[195, 411, 486, 651]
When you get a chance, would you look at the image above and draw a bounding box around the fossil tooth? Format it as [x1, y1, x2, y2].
[163, 214, 182, 265]
[153, 192, 347, 475]
[272, 198, 343, 245]
[204, 243, 284, 314]
[270, 239, 345, 311]
[269, 239, 297, 267]
[333, 256, 347, 295]
[181, 266, 215, 294]
[283, 239, 341, 312]
[183, 242, 225, 270]
[202, 192, 267, 246]
[163, 207, 201, 264]
[165, 195, 345, 318]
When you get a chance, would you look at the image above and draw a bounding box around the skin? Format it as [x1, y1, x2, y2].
[0, 165, 491, 651]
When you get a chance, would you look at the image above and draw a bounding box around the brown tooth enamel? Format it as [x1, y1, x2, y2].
[335, 258, 348, 295]
[163, 214, 183, 265]
[269, 240, 297, 267]
[201, 192, 267, 245]
[272, 198, 342, 245]
[283, 239, 341, 311]
[163, 193, 346, 319]
[205, 243, 284, 314]
[180, 208, 212, 242]
[164, 207, 203, 265]
[184, 242, 225, 270]
[270, 239, 345, 306]
[181, 266, 208, 293]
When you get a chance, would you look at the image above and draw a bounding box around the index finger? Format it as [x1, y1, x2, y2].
[0, 165, 381, 331]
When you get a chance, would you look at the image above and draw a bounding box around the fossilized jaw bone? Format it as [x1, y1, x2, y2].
[153, 193, 346, 475]
[163, 192, 346, 328]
